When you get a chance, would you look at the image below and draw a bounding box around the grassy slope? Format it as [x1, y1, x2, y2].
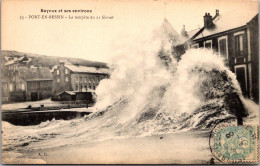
[1, 50, 108, 68]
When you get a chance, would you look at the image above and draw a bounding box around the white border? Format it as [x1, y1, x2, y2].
[234, 31, 245, 36]
[234, 64, 247, 92]
[218, 35, 229, 59]
[203, 40, 212, 50]
[247, 28, 251, 61]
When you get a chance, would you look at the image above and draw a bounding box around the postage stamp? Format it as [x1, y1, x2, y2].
[210, 124, 259, 164]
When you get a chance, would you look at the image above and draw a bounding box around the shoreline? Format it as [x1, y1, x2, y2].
[2, 130, 214, 164]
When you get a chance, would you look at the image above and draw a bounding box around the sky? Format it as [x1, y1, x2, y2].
[2, 0, 258, 62]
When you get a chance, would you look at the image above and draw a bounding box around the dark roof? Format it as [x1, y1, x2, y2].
[57, 91, 93, 96]
[18, 67, 53, 81]
[180, 27, 204, 44]
[57, 91, 76, 96]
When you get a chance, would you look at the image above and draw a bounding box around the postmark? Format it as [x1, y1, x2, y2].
[210, 124, 259, 164]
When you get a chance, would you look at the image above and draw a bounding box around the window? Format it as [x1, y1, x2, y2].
[191, 43, 199, 49]
[65, 69, 69, 74]
[234, 31, 245, 56]
[30, 81, 37, 88]
[57, 78, 60, 83]
[75, 77, 79, 82]
[204, 40, 212, 50]
[9, 84, 13, 92]
[57, 70, 59, 75]
[218, 36, 228, 58]
[80, 77, 82, 81]
[21, 84, 25, 90]
[234, 64, 247, 95]
[65, 77, 69, 82]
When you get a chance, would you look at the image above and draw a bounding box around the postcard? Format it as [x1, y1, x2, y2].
[1, 0, 259, 164]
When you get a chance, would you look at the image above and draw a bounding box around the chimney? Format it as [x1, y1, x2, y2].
[59, 62, 65, 66]
[213, 9, 220, 20]
[216, 9, 219, 16]
[204, 12, 214, 29]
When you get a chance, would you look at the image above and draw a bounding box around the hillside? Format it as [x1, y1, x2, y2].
[1, 50, 108, 68]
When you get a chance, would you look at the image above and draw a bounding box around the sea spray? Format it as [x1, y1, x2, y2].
[2, 21, 259, 151]
[2, 48, 258, 150]
[91, 47, 249, 136]
[162, 49, 242, 115]
[94, 19, 178, 123]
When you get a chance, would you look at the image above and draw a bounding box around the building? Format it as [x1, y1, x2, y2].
[56, 91, 93, 102]
[1, 66, 53, 102]
[178, 9, 259, 102]
[52, 62, 109, 94]
[2, 55, 32, 77]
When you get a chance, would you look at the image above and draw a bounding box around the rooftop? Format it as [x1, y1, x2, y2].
[57, 90, 95, 96]
[5, 55, 32, 66]
[179, 27, 203, 44]
[51, 65, 58, 72]
[65, 64, 110, 75]
[57, 91, 76, 96]
[193, 9, 258, 40]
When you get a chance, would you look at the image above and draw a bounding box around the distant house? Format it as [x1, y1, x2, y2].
[177, 9, 259, 102]
[57, 91, 76, 101]
[2, 55, 32, 77]
[56, 91, 93, 103]
[52, 62, 110, 94]
[1, 66, 53, 102]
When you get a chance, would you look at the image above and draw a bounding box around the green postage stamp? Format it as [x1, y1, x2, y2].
[210, 124, 259, 164]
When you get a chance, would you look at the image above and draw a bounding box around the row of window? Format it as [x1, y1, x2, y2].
[74, 76, 103, 83]
[8, 83, 25, 92]
[8, 81, 53, 92]
[191, 31, 245, 59]
[75, 85, 97, 91]
[28, 81, 52, 88]
[7, 65, 18, 71]
[57, 77, 69, 83]
[56, 68, 69, 75]
[57, 76, 102, 83]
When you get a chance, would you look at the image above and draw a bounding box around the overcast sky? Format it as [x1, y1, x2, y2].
[2, 0, 258, 62]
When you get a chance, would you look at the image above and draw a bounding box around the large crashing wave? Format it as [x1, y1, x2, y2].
[2, 20, 258, 151]
[92, 19, 247, 136]
[91, 48, 246, 137]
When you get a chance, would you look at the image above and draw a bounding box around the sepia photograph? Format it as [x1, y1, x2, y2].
[1, 0, 259, 164]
